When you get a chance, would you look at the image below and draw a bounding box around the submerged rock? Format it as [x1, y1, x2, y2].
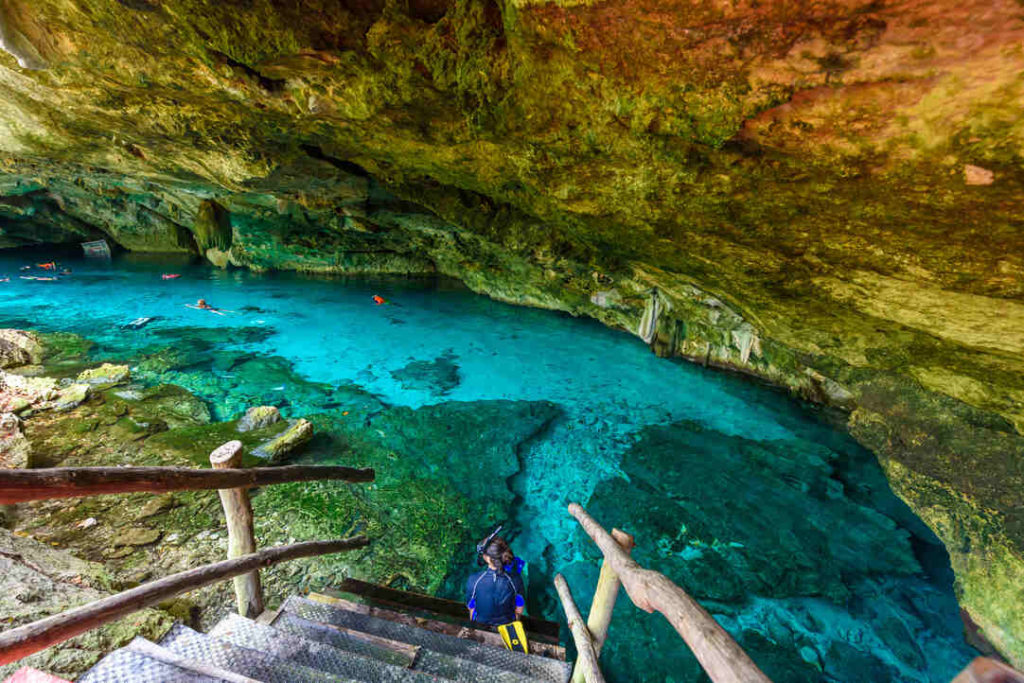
[237, 405, 282, 432]
[389, 351, 461, 396]
[582, 419, 973, 681]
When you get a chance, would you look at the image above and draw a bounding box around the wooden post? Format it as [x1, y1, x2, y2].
[952, 657, 1024, 682]
[568, 503, 772, 683]
[0, 537, 369, 666]
[0, 463, 375, 504]
[571, 529, 635, 683]
[211, 441, 262, 618]
[555, 574, 606, 683]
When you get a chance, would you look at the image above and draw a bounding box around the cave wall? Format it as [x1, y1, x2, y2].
[0, 0, 1022, 665]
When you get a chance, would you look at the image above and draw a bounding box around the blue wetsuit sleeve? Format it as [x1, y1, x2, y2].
[513, 573, 525, 600]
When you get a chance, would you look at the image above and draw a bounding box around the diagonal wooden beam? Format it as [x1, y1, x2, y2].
[568, 503, 772, 683]
[0, 537, 370, 666]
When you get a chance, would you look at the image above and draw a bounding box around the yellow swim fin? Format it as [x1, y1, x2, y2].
[498, 620, 529, 654]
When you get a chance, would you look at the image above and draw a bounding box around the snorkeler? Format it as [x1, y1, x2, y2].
[185, 298, 226, 316]
[466, 527, 530, 652]
[372, 294, 388, 305]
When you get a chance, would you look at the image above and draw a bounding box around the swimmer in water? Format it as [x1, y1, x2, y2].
[372, 294, 388, 305]
[190, 294, 228, 313]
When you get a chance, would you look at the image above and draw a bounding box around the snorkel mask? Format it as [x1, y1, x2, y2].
[476, 524, 503, 566]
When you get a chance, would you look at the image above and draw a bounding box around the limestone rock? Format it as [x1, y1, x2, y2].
[237, 405, 282, 433]
[252, 418, 313, 463]
[0, 412, 31, 468]
[4, 396, 30, 414]
[114, 527, 162, 547]
[0, 330, 43, 369]
[1, 372, 58, 403]
[135, 494, 178, 520]
[53, 383, 90, 411]
[964, 164, 995, 186]
[76, 363, 131, 388]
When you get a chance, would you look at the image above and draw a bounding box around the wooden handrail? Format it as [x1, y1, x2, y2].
[0, 537, 369, 665]
[555, 574, 606, 683]
[953, 657, 1024, 682]
[568, 503, 772, 683]
[0, 464, 375, 503]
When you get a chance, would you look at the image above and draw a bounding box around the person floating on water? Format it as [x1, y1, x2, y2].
[37, 261, 56, 270]
[372, 294, 388, 305]
[466, 527, 530, 652]
[186, 298, 226, 316]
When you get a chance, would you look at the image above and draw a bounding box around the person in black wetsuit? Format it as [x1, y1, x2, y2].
[465, 533, 525, 627]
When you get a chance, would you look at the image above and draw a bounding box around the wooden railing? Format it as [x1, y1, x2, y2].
[0, 538, 368, 666]
[556, 503, 771, 683]
[0, 462, 374, 503]
[556, 503, 1024, 683]
[0, 439, 374, 666]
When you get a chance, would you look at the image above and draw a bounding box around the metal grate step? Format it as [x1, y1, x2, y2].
[274, 611, 540, 683]
[210, 612, 445, 682]
[76, 642, 226, 683]
[272, 611, 420, 667]
[280, 596, 571, 683]
[159, 623, 358, 683]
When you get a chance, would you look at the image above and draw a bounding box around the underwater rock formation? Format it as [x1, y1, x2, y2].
[0, 0, 1021, 664]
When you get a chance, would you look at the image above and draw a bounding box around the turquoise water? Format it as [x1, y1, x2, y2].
[1, 251, 977, 681]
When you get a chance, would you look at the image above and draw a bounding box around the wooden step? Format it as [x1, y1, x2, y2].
[311, 592, 566, 661]
[327, 579, 561, 643]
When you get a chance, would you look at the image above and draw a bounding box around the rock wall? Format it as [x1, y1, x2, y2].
[0, 0, 1021, 664]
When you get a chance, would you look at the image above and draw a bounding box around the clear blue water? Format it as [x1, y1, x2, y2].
[0, 251, 977, 681]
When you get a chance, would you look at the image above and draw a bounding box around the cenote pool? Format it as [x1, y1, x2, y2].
[1, 252, 978, 681]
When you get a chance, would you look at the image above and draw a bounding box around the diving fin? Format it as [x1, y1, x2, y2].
[498, 620, 529, 654]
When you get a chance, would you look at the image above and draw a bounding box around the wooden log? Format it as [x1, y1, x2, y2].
[571, 529, 634, 683]
[554, 574, 606, 683]
[211, 441, 262, 618]
[0, 464, 375, 504]
[568, 503, 772, 683]
[952, 657, 1024, 683]
[0, 537, 369, 666]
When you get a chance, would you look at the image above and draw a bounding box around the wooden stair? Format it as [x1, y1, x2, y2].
[73, 583, 570, 683]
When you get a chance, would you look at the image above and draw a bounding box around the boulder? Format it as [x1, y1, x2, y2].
[237, 405, 282, 433]
[0, 330, 43, 369]
[1, 372, 58, 403]
[76, 363, 130, 388]
[114, 527, 162, 547]
[252, 418, 313, 463]
[0, 412, 31, 468]
[53, 383, 91, 411]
